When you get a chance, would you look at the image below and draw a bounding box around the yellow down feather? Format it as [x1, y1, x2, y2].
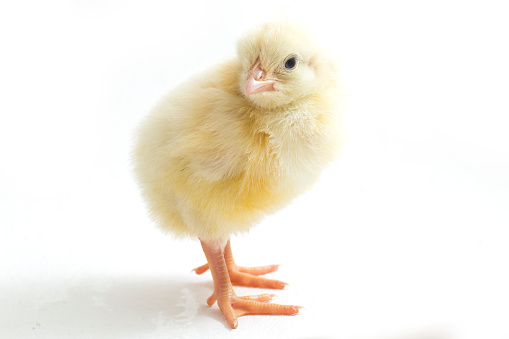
[133, 19, 341, 246]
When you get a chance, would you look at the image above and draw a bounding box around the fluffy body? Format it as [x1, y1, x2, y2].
[133, 20, 339, 247]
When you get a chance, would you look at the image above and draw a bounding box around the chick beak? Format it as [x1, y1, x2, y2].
[244, 62, 275, 96]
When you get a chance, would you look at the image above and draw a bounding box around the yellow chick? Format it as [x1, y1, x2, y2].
[133, 18, 339, 329]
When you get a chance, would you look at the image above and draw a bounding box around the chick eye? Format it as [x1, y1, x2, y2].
[284, 57, 297, 69]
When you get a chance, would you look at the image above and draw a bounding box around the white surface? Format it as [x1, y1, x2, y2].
[1, 1, 508, 338]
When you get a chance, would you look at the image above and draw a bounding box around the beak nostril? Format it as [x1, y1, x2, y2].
[254, 69, 264, 81]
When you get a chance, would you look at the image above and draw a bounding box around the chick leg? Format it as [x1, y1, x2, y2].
[194, 240, 287, 289]
[200, 239, 301, 329]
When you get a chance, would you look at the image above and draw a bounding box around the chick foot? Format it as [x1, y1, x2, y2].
[193, 240, 287, 289]
[200, 239, 301, 329]
[218, 293, 301, 329]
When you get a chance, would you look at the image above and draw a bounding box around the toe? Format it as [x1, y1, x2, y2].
[238, 293, 277, 302]
[206, 292, 217, 306]
[192, 263, 209, 274]
[217, 299, 239, 329]
[232, 297, 301, 317]
[237, 264, 280, 276]
[230, 271, 287, 289]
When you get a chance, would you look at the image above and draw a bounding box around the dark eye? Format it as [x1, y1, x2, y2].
[284, 57, 297, 69]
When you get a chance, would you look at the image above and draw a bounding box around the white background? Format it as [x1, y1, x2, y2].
[1, 1, 508, 338]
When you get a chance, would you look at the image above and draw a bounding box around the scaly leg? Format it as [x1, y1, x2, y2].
[200, 239, 301, 329]
[194, 240, 287, 289]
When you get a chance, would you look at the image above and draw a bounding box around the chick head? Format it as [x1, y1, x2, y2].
[237, 19, 332, 110]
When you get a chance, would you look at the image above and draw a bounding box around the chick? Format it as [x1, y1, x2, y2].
[133, 18, 339, 329]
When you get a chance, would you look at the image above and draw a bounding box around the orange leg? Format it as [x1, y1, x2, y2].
[200, 239, 301, 329]
[193, 240, 287, 289]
